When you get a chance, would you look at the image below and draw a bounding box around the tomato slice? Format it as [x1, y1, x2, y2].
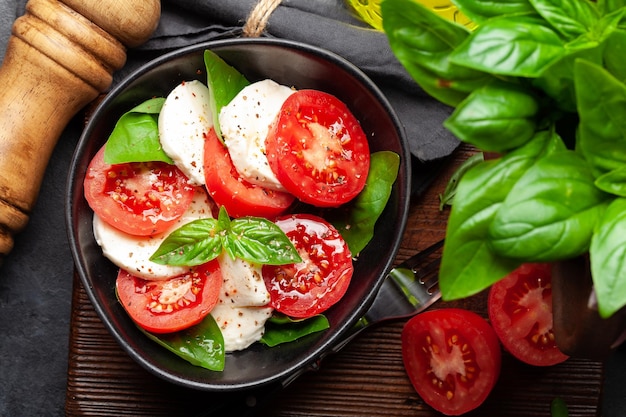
[402, 308, 501, 416]
[116, 260, 223, 334]
[203, 128, 295, 218]
[488, 263, 569, 366]
[84, 145, 195, 236]
[262, 214, 353, 318]
[265, 90, 370, 207]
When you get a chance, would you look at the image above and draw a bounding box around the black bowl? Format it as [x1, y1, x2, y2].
[66, 38, 411, 391]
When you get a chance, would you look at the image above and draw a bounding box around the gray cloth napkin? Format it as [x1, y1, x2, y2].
[132, 0, 459, 162]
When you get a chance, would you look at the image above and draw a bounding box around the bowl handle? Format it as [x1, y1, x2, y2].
[0, 0, 160, 261]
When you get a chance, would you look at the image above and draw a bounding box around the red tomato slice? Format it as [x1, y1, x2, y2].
[203, 128, 295, 218]
[488, 263, 569, 366]
[265, 90, 370, 207]
[116, 260, 223, 334]
[262, 214, 353, 318]
[84, 145, 195, 236]
[402, 308, 501, 416]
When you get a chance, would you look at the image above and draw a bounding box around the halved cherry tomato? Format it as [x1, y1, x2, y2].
[203, 128, 295, 218]
[116, 260, 223, 334]
[262, 213, 353, 318]
[84, 145, 195, 236]
[265, 90, 370, 207]
[488, 263, 569, 366]
[402, 308, 501, 416]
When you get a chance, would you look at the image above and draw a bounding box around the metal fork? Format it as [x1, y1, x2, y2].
[329, 238, 444, 354]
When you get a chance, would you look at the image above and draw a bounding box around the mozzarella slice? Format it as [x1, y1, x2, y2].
[211, 304, 273, 352]
[219, 79, 295, 191]
[216, 253, 271, 307]
[159, 80, 212, 186]
[93, 189, 215, 280]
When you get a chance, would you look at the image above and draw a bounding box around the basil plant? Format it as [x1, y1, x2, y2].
[382, 0, 626, 318]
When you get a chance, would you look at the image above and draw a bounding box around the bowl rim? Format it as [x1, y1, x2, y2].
[65, 37, 412, 391]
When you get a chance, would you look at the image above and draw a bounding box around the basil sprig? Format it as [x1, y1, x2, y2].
[150, 206, 301, 267]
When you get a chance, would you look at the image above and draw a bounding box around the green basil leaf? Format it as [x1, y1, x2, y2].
[550, 397, 570, 417]
[204, 50, 250, 141]
[604, 29, 626, 82]
[381, 0, 493, 107]
[575, 59, 626, 177]
[454, 0, 535, 24]
[260, 314, 330, 347]
[331, 151, 399, 256]
[450, 14, 566, 77]
[590, 198, 626, 318]
[104, 97, 173, 164]
[141, 315, 225, 371]
[596, 167, 626, 196]
[489, 150, 611, 261]
[225, 217, 302, 265]
[149, 218, 222, 266]
[530, 0, 600, 39]
[440, 130, 564, 300]
[444, 81, 539, 152]
[598, 0, 626, 15]
[439, 152, 485, 210]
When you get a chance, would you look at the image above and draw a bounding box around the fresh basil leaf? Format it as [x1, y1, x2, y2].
[596, 167, 626, 196]
[260, 314, 330, 347]
[104, 97, 173, 164]
[575, 59, 626, 177]
[439, 152, 485, 210]
[331, 151, 399, 256]
[550, 397, 570, 417]
[444, 81, 539, 152]
[604, 29, 626, 82]
[204, 50, 250, 141]
[141, 315, 225, 371]
[440, 129, 565, 300]
[225, 217, 302, 265]
[530, 0, 600, 39]
[599, 0, 626, 15]
[489, 150, 611, 261]
[381, 0, 493, 107]
[590, 198, 626, 318]
[149, 218, 223, 266]
[453, 0, 535, 24]
[450, 13, 566, 77]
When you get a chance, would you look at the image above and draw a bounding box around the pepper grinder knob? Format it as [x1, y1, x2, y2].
[0, 0, 160, 261]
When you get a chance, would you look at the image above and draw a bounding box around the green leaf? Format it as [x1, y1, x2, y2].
[440, 130, 565, 300]
[225, 217, 302, 265]
[381, 0, 493, 107]
[439, 152, 485, 210]
[575, 59, 626, 177]
[444, 81, 539, 152]
[530, 0, 600, 39]
[331, 151, 399, 256]
[204, 50, 250, 141]
[604, 29, 626, 83]
[260, 314, 330, 347]
[550, 397, 570, 417]
[596, 167, 626, 197]
[488, 150, 611, 261]
[149, 218, 223, 266]
[450, 14, 566, 77]
[141, 315, 225, 371]
[453, 0, 535, 24]
[104, 97, 173, 164]
[590, 198, 626, 318]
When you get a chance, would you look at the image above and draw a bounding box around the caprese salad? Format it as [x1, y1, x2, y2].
[83, 50, 399, 371]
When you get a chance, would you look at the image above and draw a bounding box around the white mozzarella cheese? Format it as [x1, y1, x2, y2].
[216, 253, 271, 307]
[93, 189, 215, 280]
[211, 304, 273, 352]
[219, 79, 295, 190]
[159, 80, 213, 186]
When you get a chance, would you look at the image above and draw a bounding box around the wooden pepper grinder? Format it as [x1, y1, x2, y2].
[0, 0, 160, 261]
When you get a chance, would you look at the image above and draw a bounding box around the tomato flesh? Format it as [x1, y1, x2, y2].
[402, 308, 501, 416]
[262, 214, 353, 318]
[203, 127, 295, 218]
[84, 145, 195, 236]
[265, 90, 370, 207]
[488, 263, 569, 366]
[116, 260, 223, 334]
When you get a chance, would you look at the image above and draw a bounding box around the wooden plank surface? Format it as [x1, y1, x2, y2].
[65, 144, 604, 416]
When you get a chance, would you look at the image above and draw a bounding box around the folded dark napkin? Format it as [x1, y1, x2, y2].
[127, 0, 459, 162]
